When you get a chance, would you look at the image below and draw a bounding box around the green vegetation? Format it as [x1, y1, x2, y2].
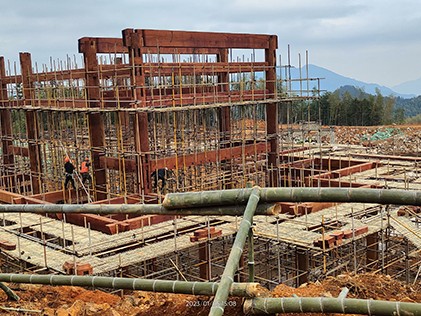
[404, 113, 421, 124]
[395, 95, 421, 117]
[288, 86, 405, 126]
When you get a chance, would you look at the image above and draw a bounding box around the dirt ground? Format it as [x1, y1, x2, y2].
[0, 273, 419, 315]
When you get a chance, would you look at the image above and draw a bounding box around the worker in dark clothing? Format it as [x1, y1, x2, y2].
[80, 157, 92, 186]
[151, 168, 172, 191]
[64, 156, 76, 190]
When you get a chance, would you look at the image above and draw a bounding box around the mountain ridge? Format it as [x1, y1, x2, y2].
[392, 77, 421, 96]
[293, 64, 415, 98]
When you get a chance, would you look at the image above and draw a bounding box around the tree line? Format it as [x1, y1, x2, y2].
[285, 86, 405, 126]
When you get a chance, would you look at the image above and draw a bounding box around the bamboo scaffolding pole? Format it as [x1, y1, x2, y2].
[209, 186, 261, 316]
[244, 296, 421, 316]
[0, 202, 278, 216]
[0, 274, 262, 297]
[163, 187, 421, 209]
[2, 187, 421, 215]
[0, 282, 20, 301]
[0, 306, 41, 313]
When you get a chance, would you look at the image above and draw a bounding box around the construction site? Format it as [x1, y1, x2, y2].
[0, 28, 420, 315]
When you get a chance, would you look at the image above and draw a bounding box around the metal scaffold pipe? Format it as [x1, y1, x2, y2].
[163, 187, 421, 209]
[243, 296, 421, 316]
[0, 274, 264, 297]
[209, 186, 261, 316]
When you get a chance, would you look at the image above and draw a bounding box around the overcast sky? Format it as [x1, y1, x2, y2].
[0, 0, 420, 87]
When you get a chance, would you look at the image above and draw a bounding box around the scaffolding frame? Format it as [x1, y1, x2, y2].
[0, 29, 419, 306]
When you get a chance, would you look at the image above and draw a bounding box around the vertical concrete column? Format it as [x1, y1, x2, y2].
[19, 53, 35, 106]
[0, 110, 13, 166]
[296, 249, 309, 286]
[116, 53, 131, 163]
[0, 57, 7, 102]
[79, 38, 107, 200]
[88, 113, 107, 200]
[265, 35, 279, 187]
[20, 53, 42, 194]
[366, 233, 379, 271]
[25, 109, 42, 194]
[0, 57, 15, 186]
[122, 29, 151, 195]
[217, 48, 232, 189]
[218, 48, 231, 143]
[198, 242, 210, 280]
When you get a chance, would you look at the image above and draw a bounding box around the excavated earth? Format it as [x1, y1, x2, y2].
[1, 125, 421, 315]
[333, 125, 421, 156]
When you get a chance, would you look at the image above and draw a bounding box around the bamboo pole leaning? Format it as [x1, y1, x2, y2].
[209, 186, 261, 316]
[0, 282, 19, 301]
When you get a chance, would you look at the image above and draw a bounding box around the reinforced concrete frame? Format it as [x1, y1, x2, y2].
[0, 28, 420, 305]
[0, 29, 281, 201]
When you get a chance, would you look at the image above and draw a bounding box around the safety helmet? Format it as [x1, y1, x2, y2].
[64, 157, 70, 163]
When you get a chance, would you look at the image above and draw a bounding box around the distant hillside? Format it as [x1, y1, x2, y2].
[282, 64, 421, 118]
[328, 85, 421, 119]
[334, 85, 372, 98]
[395, 95, 421, 118]
[393, 78, 421, 96]
[330, 86, 421, 119]
[289, 64, 414, 98]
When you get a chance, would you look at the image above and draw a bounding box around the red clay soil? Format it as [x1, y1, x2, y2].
[0, 273, 419, 315]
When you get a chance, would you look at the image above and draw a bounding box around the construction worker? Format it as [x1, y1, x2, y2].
[151, 167, 173, 191]
[64, 156, 76, 190]
[80, 157, 92, 185]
